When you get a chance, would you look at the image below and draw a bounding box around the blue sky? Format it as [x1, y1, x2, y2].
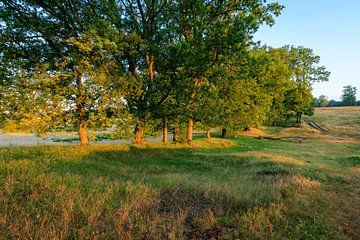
[254, 0, 360, 100]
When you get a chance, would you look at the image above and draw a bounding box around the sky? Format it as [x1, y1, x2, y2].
[254, 0, 360, 100]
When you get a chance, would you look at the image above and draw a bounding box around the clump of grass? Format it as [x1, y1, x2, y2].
[291, 175, 321, 190]
[51, 133, 112, 143]
[344, 156, 360, 166]
[51, 136, 80, 143]
[235, 203, 283, 239]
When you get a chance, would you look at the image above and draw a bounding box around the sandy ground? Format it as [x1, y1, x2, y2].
[0, 132, 177, 147]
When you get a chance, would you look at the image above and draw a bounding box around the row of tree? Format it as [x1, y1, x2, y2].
[0, 0, 329, 145]
[315, 85, 358, 107]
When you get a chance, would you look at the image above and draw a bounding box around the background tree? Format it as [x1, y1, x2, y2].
[163, 0, 283, 142]
[316, 95, 329, 107]
[285, 46, 330, 123]
[341, 85, 357, 106]
[256, 46, 295, 126]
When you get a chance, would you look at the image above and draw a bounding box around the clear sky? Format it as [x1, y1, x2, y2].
[254, 0, 360, 100]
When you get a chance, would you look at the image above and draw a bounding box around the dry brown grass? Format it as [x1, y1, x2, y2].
[236, 151, 306, 166]
[350, 167, 360, 173]
[307, 107, 360, 140]
[291, 175, 321, 189]
[0, 173, 169, 239]
[238, 127, 267, 137]
[323, 179, 360, 240]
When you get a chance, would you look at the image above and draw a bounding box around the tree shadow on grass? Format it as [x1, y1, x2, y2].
[42, 143, 300, 211]
[46, 144, 290, 181]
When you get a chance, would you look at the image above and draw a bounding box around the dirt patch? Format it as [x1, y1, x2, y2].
[156, 189, 224, 239]
[257, 169, 291, 176]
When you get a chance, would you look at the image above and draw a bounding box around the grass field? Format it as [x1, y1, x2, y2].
[306, 106, 360, 139]
[0, 108, 359, 239]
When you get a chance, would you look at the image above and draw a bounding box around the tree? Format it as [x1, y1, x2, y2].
[316, 95, 329, 107]
[341, 85, 357, 106]
[0, 0, 130, 145]
[257, 46, 295, 126]
[285, 46, 330, 123]
[159, 0, 283, 142]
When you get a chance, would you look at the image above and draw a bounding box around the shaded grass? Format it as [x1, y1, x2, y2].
[0, 134, 359, 239]
[51, 133, 112, 143]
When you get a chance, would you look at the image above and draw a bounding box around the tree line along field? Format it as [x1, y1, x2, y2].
[0, 107, 359, 239]
[0, 0, 329, 146]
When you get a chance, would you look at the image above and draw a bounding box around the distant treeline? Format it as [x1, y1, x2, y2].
[315, 85, 358, 107]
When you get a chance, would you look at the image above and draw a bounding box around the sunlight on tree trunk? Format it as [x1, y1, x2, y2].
[78, 121, 89, 145]
[146, 52, 155, 80]
[135, 125, 144, 144]
[173, 117, 180, 142]
[162, 118, 168, 144]
[186, 118, 193, 143]
[206, 129, 211, 139]
[75, 73, 89, 146]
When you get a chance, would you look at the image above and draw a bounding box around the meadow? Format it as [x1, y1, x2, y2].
[0, 107, 359, 239]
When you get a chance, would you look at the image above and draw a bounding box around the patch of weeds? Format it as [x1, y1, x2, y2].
[257, 169, 291, 176]
[342, 156, 360, 167]
[301, 168, 349, 185]
[235, 203, 284, 240]
[280, 217, 336, 240]
[51, 137, 79, 143]
[51, 133, 112, 143]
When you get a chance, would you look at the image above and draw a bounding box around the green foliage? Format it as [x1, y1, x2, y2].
[316, 95, 329, 107]
[341, 85, 357, 106]
[280, 46, 330, 123]
[0, 0, 331, 142]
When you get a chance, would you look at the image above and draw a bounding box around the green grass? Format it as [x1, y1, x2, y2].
[1, 108, 360, 239]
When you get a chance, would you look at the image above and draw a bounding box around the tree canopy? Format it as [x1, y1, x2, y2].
[0, 0, 330, 144]
[341, 85, 357, 106]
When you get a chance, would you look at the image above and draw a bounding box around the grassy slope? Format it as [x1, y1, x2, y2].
[305, 106, 360, 139]
[0, 108, 359, 239]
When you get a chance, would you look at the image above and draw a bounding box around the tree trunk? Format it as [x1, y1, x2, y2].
[173, 117, 180, 142]
[135, 125, 144, 144]
[186, 118, 193, 143]
[78, 121, 89, 145]
[75, 72, 89, 146]
[163, 118, 168, 144]
[296, 112, 302, 124]
[205, 129, 211, 139]
[221, 128, 227, 139]
[146, 52, 155, 80]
